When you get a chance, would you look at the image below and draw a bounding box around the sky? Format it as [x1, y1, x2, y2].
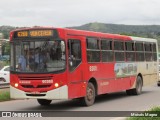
[0, 0, 160, 27]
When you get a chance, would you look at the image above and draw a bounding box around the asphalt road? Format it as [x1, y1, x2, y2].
[0, 84, 160, 120]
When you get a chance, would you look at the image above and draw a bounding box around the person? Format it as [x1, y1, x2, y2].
[18, 50, 27, 71]
[49, 41, 61, 60]
[34, 48, 47, 72]
[27, 50, 35, 71]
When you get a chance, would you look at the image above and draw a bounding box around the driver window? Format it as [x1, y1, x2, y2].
[68, 39, 81, 71]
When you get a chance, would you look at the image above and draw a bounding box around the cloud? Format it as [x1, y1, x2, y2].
[0, 0, 160, 27]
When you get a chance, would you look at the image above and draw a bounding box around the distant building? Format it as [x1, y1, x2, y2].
[0, 33, 3, 39]
[0, 33, 9, 56]
[0, 33, 3, 55]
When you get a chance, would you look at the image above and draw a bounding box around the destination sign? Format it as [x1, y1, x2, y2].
[17, 31, 28, 37]
[30, 30, 53, 37]
[15, 30, 54, 38]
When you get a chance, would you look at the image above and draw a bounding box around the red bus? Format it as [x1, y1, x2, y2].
[10, 27, 158, 106]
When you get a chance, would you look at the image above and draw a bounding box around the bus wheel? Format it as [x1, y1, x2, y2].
[126, 76, 142, 95]
[126, 89, 133, 95]
[133, 76, 143, 95]
[81, 82, 95, 106]
[37, 99, 52, 106]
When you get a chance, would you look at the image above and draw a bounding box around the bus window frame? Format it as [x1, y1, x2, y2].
[135, 42, 145, 62]
[144, 42, 153, 61]
[10, 38, 67, 74]
[114, 40, 125, 62]
[86, 37, 101, 63]
[101, 38, 114, 63]
[125, 41, 135, 62]
[68, 39, 82, 72]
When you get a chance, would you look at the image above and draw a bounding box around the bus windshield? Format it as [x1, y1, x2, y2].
[11, 40, 66, 73]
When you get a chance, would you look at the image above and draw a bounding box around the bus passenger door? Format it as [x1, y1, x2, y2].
[67, 37, 85, 99]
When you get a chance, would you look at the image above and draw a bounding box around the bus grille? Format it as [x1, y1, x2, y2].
[18, 76, 53, 88]
[26, 94, 46, 97]
[21, 85, 52, 88]
[18, 76, 53, 81]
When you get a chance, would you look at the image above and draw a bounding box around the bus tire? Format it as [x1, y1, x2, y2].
[37, 99, 52, 106]
[81, 82, 95, 106]
[126, 89, 133, 95]
[126, 76, 142, 95]
[133, 76, 143, 95]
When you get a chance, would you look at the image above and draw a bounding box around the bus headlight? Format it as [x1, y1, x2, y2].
[15, 83, 19, 88]
[54, 83, 59, 88]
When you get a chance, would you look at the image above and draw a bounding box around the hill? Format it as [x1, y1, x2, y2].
[1, 23, 160, 41]
[68, 22, 160, 38]
[68, 22, 160, 47]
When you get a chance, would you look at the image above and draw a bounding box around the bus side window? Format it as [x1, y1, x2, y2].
[114, 40, 125, 61]
[135, 42, 144, 61]
[101, 39, 113, 62]
[152, 43, 157, 61]
[144, 43, 152, 61]
[68, 39, 81, 71]
[125, 42, 135, 61]
[86, 37, 100, 62]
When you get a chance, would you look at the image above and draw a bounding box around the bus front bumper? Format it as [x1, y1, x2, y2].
[10, 85, 68, 100]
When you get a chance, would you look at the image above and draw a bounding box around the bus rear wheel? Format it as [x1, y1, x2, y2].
[37, 99, 52, 106]
[81, 82, 95, 106]
[126, 76, 143, 95]
[157, 81, 160, 86]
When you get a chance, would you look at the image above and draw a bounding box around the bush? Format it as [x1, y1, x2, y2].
[128, 107, 160, 120]
[0, 91, 10, 102]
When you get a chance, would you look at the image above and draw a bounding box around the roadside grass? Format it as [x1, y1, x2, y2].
[127, 107, 160, 120]
[0, 91, 10, 102]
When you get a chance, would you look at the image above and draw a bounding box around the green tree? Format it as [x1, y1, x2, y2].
[2, 42, 10, 55]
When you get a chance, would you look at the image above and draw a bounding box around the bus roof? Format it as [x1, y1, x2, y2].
[10, 27, 157, 42]
[130, 36, 157, 43]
